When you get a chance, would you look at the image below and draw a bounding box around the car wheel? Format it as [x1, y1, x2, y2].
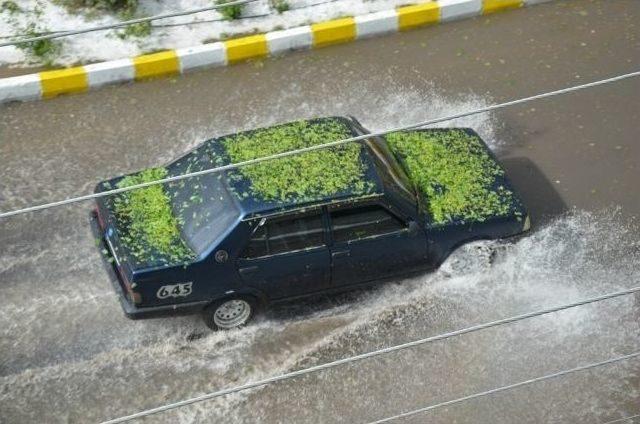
[441, 240, 502, 276]
[203, 297, 256, 331]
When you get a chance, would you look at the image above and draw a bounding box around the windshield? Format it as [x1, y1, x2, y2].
[165, 144, 240, 256]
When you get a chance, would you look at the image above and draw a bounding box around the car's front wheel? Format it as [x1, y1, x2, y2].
[203, 297, 256, 331]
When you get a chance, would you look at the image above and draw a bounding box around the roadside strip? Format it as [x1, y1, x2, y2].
[0, 0, 551, 104]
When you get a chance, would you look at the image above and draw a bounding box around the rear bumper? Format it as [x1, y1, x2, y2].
[90, 210, 208, 320]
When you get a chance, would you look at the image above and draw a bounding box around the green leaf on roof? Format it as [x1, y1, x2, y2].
[113, 167, 194, 263]
[386, 129, 514, 225]
[221, 119, 372, 203]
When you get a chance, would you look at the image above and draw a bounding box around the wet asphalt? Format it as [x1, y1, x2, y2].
[1, 0, 640, 422]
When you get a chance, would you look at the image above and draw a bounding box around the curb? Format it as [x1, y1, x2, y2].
[0, 0, 552, 105]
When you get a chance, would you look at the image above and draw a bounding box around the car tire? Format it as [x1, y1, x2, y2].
[203, 296, 256, 331]
[441, 240, 499, 276]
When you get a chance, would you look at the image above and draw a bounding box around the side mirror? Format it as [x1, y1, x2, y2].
[407, 220, 420, 237]
[250, 217, 267, 236]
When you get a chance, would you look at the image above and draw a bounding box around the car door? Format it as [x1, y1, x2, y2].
[328, 203, 428, 287]
[237, 210, 331, 300]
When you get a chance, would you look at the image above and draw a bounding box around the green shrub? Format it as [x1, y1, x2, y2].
[117, 20, 151, 39]
[270, 0, 289, 13]
[114, 168, 194, 263]
[222, 120, 372, 203]
[54, 0, 138, 14]
[110, 3, 152, 39]
[216, 0, 243, 20]
[1, 1, 20, 14]
[386, 129, 515, 224]
[15, 23, 62, 66]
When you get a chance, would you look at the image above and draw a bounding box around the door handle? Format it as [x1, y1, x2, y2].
[332, 249, 351, 259]
[239, 265, 259, 275]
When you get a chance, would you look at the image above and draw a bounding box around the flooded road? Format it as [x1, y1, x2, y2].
[1, 0, 640, 422]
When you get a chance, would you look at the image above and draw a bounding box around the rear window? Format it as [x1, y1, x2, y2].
[166, 146, 240, 256]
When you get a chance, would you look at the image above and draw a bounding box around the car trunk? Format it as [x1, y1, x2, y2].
[93, 175, 193, 273]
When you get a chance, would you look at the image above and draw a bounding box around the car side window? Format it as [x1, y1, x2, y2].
[330, 205, 406, 243]
[242, 224, 268, 258]
[241, 213, 325, 259]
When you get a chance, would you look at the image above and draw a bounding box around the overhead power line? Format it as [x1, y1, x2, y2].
[602, 415, 640, 424]
[99, 284, 640, 424]
[1, 69, 639, 220]
[0, 0, 259, 48]
[150, 12, 270, 28]
[365, 351, 640, 424]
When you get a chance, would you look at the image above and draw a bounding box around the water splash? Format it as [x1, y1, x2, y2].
[155, 79, 499, 166]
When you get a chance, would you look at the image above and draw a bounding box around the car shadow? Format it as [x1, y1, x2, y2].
[500, 156, 568, 226]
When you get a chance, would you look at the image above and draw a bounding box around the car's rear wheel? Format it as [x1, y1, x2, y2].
[203, 297, 256, 331]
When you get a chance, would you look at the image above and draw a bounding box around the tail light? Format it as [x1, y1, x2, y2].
[115, 263, 142, 305]
[128, 290, 142, 305]
[123, 277, 142, 305]
[95, 207, 106, 230]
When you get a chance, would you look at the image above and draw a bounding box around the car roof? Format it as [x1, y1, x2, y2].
[184, 116, 398, 220]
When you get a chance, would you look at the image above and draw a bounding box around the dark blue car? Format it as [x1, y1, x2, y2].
[93, 116, 529, 330]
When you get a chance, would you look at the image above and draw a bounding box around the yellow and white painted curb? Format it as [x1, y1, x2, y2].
[0, 0, 552, 104]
